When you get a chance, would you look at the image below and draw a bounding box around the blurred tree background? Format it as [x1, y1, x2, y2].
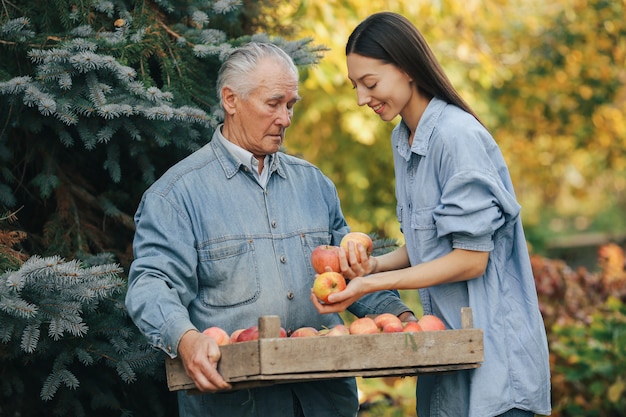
[286, 0, 626, 259]
[1, 0, 625, 416]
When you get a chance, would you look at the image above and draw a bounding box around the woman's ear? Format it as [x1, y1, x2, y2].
[221, 86, 237, 115]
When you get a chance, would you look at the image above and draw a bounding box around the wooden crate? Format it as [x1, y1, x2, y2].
[166, 307, 483, 392]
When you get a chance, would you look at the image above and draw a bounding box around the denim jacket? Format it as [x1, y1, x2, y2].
[126, 127, 411, 417]
[393, 97, 551, 417]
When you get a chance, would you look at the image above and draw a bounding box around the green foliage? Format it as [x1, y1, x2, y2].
[532, 244, 626, 416]
[0, 254, 172, 416]
[551, 297, 626, 416]
[356, 376, 417, 417]
[288, 0, 626, 250]
[0, 1, 326, 416]
[0, 0, 324, 264]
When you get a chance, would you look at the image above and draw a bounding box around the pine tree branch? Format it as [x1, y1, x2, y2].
[67, 184, 134, 231]
[158, 21, 185, 43]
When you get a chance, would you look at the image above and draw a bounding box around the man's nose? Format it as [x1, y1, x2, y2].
[277, 106, 292, 126]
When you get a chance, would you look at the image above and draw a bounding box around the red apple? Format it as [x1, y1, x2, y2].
[311, 245, 341, 274]
[236, 325, 259, 342]
[290, 327, 319, 337]
[418, 315, 446, 331]
[402, 321, 423, 333]
[349, 317, 379, 335]
[313, 271, 347, 303]
[326, 324, 350, 336]
[230, 328, 245, 343]
[232, 326, 286, 342]
[202, 326, 230, 346]
[382, 322, 404, 333]
[373, 313, 401, 329]
[340, 232, 374, 263]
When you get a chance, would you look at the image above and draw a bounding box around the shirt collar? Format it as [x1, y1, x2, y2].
[216, 127, 272, 171]
[213, 125, 282, 183]
[394, 97, 447, 160]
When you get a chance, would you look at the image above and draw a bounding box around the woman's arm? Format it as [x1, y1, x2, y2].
[371, 245, 411, 273]
[312, 248, 489, 314]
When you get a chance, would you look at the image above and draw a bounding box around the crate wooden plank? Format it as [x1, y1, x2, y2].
[255, 329, 482, 375]
[216, 341, 260, 379]
[165, 309, 483, 392]
[232, 363, 481, 382]
[167, 357, 481, 392]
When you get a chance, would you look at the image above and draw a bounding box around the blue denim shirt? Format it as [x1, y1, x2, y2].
[126, 127, 411, 417]
[393, 98, 551, 417]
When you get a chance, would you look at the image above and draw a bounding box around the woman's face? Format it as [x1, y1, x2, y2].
[347, 53, 416, 122]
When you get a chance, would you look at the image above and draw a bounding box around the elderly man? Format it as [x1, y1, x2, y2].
[125, 42, 414, 417]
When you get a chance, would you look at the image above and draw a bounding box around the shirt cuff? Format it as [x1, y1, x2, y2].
[452, 232, 494, 252]
[161, 315, 197, 358]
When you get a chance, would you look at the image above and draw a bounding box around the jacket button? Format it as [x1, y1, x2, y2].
[280, 255, 286, 263]
[271, 220, 277, 228]
[287, 291, 294, 300]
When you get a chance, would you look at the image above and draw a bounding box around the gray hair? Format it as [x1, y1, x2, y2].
[216, 42, 299, 106]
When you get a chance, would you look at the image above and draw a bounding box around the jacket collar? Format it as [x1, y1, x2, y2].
[210, 125, 286, 180]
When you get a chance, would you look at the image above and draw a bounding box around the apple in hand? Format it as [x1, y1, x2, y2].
[418, 315, 446, 331]
[349, 317, 379, 335]
[290, 327, 319, 337]
[202, 326, 230, 346]
[373, 313, 404, 333]
[311, 245, 341, 274]
[402, 321, 423, 333]
[340, 232, 374, 263]
[313, 271, 347, 303]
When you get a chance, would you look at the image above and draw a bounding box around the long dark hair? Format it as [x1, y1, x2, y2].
[346, 12, 482, 124]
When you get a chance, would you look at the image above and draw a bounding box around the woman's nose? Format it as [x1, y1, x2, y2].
[356, 87, 370, 106]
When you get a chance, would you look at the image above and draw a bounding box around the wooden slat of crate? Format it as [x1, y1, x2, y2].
[166, 308, 483, 392]
[166, 330, 483, 391]
[167, 358, 481, 392]
[252, 329, 482, 375]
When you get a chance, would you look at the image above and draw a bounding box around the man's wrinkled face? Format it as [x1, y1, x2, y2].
[224, 58, 300, 157]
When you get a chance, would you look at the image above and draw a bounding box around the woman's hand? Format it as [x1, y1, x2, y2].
[338, 240, 376, 279]
[310, 276, 367, 314]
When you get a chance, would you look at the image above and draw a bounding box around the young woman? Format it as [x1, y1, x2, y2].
[312, 12, 551, 417]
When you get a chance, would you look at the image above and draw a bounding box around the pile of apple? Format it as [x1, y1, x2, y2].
[310, 232, 374, 303]
[201, 325, 284, 346]
[202, 313, 446, 346]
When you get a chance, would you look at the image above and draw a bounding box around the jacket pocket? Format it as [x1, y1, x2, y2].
[197, 239, 260, 307]
[409, 206, 439, 249]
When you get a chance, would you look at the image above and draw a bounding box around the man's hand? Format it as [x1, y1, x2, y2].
[177, 329, 232, 392]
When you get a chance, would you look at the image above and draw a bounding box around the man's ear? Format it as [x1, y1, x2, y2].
[222, 86, 237, 115]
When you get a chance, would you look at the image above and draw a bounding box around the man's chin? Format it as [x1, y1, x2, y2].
[268, 136, 283, 147]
